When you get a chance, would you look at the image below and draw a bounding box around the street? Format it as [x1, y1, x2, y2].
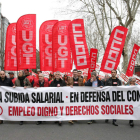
[0, 120, 140, 140]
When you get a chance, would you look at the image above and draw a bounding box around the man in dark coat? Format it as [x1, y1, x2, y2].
[0, 71, 13, 124]
[50, 72, 66, 87]
[105, 69, 122, 126]
[0, 71, 13, 87]
[85, 72, 103, 87]
[49, 71, 66, 126]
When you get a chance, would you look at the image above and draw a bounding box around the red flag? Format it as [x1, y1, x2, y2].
[87, 48, 98, 79]
[126, 44, 140, 77]
[16, 14, 36, 70]
[52, 20, 71, 72]
[39, 20, 58, 71]
[69, 19, 90, 69]
[4, 23, 17, 71]
[100, 26, 128, 73]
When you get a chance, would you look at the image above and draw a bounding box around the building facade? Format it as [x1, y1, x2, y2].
[0, 3, 10, 71]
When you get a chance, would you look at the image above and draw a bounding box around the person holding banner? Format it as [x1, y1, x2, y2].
[105, 69, 122, 126]
[67, 69, 83, 87]
[49, 71, 66, 126]
[0, 71, 13, 124]
[67, 69, 84, 124]
[85, 71, 103, 124]
[127, 77, 138, 127]
[14, 70, 31, 125]
[34, 73, 49, 125]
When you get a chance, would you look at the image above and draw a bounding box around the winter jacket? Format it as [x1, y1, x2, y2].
[15, 77, 31, 87]
[49, 78, 66, 87]
[33, 78, 49, 87]
[105, 77, 122, 86]
[0, 76, 13, 87]
[67, 77, 84, 86]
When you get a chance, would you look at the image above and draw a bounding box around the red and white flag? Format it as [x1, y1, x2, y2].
[39, 20, 58, 71]
[69, 19, 90, 69]
[4, 23, 17, 71]
[16, 14, 36, 70]
[126, 44, 140, 77]
[100, 26, 128, 73]
[87, 48, 98, 79]
[52, 20, 71, 72]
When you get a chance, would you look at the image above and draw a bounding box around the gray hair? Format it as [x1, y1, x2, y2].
[39, 73, 44, 77]
[91, 72, 96, 76]
[129, 77, 136, 84]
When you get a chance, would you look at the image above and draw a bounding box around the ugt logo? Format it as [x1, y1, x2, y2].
[22, 18, 33, 29]
[58, 24, 67, 34]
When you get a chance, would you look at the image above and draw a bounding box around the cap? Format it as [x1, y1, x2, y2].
[8, 72, 14, 74]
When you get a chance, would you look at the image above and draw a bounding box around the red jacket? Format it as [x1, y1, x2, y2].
[11, 78, 17, 85]
[26, 75, 34, 84]
[33, 78, 49, 87]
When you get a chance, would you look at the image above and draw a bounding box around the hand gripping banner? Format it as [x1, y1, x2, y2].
[4, 23, 17, 71]
[100, 26, 128, 73]
[87, 48, 98, 79]
[69, 19, 90, 69]
[126, 44, 140, 77]
[39, 20, 58, 71]
[52, 20, 71, 72]
[16, 14, 36, 70]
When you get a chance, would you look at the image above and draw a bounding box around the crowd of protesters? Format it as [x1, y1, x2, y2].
[0, 68, 137, 127]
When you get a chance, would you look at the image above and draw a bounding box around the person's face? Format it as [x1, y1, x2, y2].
[73, 71, 78, 77]
[49, 75, 52, 79]
[37, 71, 41, 75]
[9, 74, 14, 78]
[1, 71, 5, 79]
[78, 72, 82, 77]
[18, 71, 23, 77]
[55, 72, 60, 79]
[64, 75, 67, 80]
[24, 69, 28, 75]
[111, 70, 117, 77]
[130, 79, 136, 85]
[91, 75, 96, 81]
[105, 75, 109, 80]
[39, 74, 44, 81]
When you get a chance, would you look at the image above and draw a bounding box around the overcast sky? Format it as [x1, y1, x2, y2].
[0, 0, 71, 48]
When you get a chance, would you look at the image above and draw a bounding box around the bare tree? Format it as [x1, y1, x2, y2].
[58, 0, 140, 72]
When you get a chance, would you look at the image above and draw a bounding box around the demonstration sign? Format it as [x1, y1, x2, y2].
[0, 86, 140, 121]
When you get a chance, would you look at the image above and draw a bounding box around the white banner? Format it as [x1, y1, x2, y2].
[0, 86, 140, 121]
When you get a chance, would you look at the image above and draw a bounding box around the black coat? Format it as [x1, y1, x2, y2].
[85, 78, 104, 87]
[105, 77, 122, 86]
[0, 76, 13, 87]
[49, 78, 66, 87]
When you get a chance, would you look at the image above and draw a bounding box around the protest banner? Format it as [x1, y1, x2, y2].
[0, 86, 140, 121]
[126, 44, 140, 77]
[100, 26, 128, 73]
[69, 19, 90, 69]
[4, 23, 17, 71]
[16, 14, 36, 70]
[52, 20, 71, 72]
[39, 20, 58, 71]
